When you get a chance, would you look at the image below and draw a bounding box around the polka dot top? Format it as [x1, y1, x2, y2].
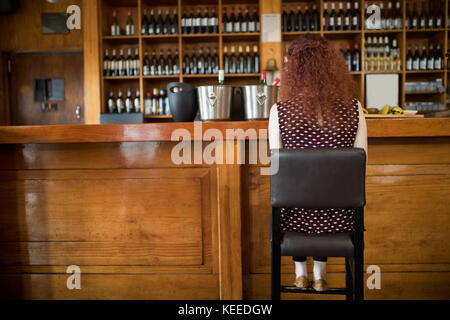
[277, 97, 360, 234]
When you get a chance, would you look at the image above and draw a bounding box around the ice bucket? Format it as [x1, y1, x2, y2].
[241, 85, 279, 120]
[197, 85, 233, 121]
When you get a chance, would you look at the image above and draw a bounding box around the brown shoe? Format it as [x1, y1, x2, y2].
[294, 276, 310, 288]
[312, 279, 328, 292]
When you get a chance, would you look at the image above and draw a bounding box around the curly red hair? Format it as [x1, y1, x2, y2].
[279, 34, 355, 126]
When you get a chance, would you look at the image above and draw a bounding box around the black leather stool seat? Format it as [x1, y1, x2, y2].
[280, 231, 354, 257]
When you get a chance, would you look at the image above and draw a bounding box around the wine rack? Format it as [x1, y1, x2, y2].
[99, 0, 262, 121]
[281, 0, 450, 113]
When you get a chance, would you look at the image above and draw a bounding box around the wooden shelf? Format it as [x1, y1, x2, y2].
[323, 30, 362, 34]
[144, 115, 173, 119]
[183, 74, 218, 78]
[103, 35, 139, 40]
[141, 34, 179, 39]
[181, 33, 219, 37]
[364, 29, 403, 33]
[405, 91, 442, 95]
[405, 70, 446, 74]
[406, 28, 446, 33]
[143, 75, 180, 79]
[225, 73, 260, 77]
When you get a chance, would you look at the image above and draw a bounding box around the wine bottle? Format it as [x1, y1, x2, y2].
[148, 9, 155, 35]
[435, 44, 443, 70]
[419, 44, 428, 70]
[304, 5, 311, 31]
[191, 48, 198, 74]
[110, 49, 117, 76]
[235, 7, 242, 33]
[198, 48, 205, 74]
[253, 45, 260, 73]
[173, 48, 180, 75]
[329, 2, 336, 31]
[323, 3, 329, 31]
[158, 89, 165, 115]
[162, 9, 170, 35]
[165, 49, 172, 75]
[229, 7, 236, 33]
[202, 8, 209, 34]
[116, 89, 125, 113]
[406, 44, 413, 71]
[213, 47, 219, 74]
[188, 8, 195, 34]
[282, 7, 288, 32]
[133, 48, 140, 76]
[344, 2, 351, 31]
[144, 92, 152, 115]
[427, 44, 435, 70]
[223, 46, 229, 73]
[181, 9, 187, 34]
[142, 9, 149, 35]
[337, 2, 344, 31]
[345, 44, 352, 71]
[126, 10, 134, 35]
[143, 49, 150, 76]
[296, 5, 303, 32]
[386, 2, 393, 30]
[288, 6, 295, 32]
[150, 49, 157, 75]
[152, 88, 159, 115]
[107, 90, 116, 113]
[260, 69, 267, 85]
[158, 49, 165, 75]
[183, 48, 190, 74]
[125, 88, 133, 113]
[352, 43, 360, 72]
[311, 4, 319, 31]
[413, 44, 420, 70]
[395, 1, 402, 29]
[222, 8, 228, 33]
[419, 2, 427, 29]
[172, 9, 178, 34]
[218, 70, 225, 85]
[118, 48, 126, 76]
[205, 47, 212, 74]
[126, 48, 133, 76]
[242, 7, 250, 33]
[411, 2, 419, 29]
[436, 1, 443, 28]
[352, 2, 360, 30]
[406, 2, 411, 29]
[104, 49, 110, 76]
[238, 45, 244, 74]
[230, 46, 237, 73]
[379, 2, 385, 29]
[194, 8, 202, 34]
[111, 10, 120, 36]
[134, 89, 140, 113]
[253, 8, 260, 32]
[427, 2, 434, 29]
[248, 7, 255, 32]
[155, 9, 163, 35]
[245, 45, 251, 74]
[210, 7, 218, 33]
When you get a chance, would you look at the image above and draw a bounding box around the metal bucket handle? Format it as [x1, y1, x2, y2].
[208, 89, 217, 108]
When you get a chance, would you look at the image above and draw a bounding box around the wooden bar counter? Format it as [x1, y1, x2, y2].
[0, 118, 449, 300]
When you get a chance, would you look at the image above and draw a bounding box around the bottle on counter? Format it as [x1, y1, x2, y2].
[218, 70, 225, 85]
[260, 69, 267, 85]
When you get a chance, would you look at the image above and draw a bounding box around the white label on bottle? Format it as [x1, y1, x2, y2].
[241, 22, 247, 32]
[345, 17, 350, 27]
[420, 59, 427, 70]
[427, 58, 435, 70]
[337, 17, 342, 27]
[248, 21, 255, 32]
[209, 17, 216, 28]
[406, 60, 412, 70]
[413, 60, 419, 70]
[435, 58, 442, 70]
[118, 60, 123, 71]
[104, 60, 109, 71]
[195, 17, 201, 27]
[186, 18, 192, 27]
[226, 22, 233, 32]
[111, 26, 116, 36]
[125, 60, 131, 72]
[353, 16, 358, 27]
[181, 18, 185, 27]
[234, 22, 240, 32]
[143, 66, 149, 76]
[329, 17, 334, 27]
[202, 17, 208, 27]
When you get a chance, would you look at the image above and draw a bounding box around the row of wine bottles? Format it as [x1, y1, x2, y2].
[406, 43, 444, 71]
[404, 1, 444, 30]
[107, 88, 140, 113]
[180, 7, 218, 34]
[141, 8, 178, 35]
[144, 88, 171, 116]
[221, 7, 260, 33]
[104, 48, 140, 77]
[143, 49, 181, 76]
[364, 36, 402, 72]
[282, 4, 320, 32]
[323, 2, 361, 31]
[111, 9, 136, 36]
[223, 45, 260, 74]
[338, 43, 361, 72]
[181, 47, 220, 75]
[364, 1, 402, 30]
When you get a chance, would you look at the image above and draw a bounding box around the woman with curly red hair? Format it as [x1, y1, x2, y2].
[269, 34, 368, 291]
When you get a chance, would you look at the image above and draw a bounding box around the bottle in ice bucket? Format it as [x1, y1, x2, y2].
[218, 70, 225, 85]
[260, 69, 267, 85]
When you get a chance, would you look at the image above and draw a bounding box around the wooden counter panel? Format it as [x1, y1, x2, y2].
[0, 168, 212, 267]
[0, 274, 220, 300]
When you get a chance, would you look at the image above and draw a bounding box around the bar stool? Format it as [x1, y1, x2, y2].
[270, 148, 366, 300]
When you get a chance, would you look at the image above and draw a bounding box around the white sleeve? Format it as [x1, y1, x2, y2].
[268, 104, 282, 150]
[353, 101, 368, 161]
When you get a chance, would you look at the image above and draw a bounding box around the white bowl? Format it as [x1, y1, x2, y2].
[405, 110, 418, 115]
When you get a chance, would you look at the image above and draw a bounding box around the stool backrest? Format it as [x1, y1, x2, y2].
[270, 148, 366, 209]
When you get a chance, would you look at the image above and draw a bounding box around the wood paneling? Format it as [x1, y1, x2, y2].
[9, 52, 84, 125]
[0, 0, 83, 52]
[0, 53, 10, 125]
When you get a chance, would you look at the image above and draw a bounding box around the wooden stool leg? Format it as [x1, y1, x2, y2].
[271, 207, 281, 300]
